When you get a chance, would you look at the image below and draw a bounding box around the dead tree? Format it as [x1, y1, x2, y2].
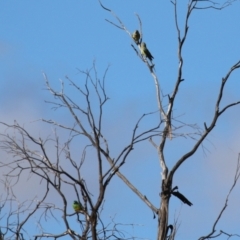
[0, 62, 161, 239]
[0, 0, 240, 239]
[99, 0, 240, 239]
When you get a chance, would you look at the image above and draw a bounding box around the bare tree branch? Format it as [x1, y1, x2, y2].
[198, 153, 240, 240]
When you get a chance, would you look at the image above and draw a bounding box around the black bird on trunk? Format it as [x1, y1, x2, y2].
[171, 186, 193, 206]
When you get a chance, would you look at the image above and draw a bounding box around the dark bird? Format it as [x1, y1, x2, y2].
[171, 186, 193, 206]
[166, 224, 173, 237]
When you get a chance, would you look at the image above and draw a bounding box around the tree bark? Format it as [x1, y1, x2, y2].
[158, 179, 171, 240]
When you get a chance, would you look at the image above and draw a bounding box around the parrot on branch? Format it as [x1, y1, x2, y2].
[132, 30, 140, 44]
[72, 200, 83, 213]
[140, 42, 154, 62]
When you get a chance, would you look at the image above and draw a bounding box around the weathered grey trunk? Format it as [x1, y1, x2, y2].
[157, 199, 169, 239]
[157, 178, 172, 240]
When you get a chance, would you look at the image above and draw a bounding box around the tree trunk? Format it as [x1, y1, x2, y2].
[91, 212, 97, 240]
[157, 179, 171, 240]
[158, 195, 170, 240]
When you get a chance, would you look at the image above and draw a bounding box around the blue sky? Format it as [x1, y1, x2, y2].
[0, 0, 240, 239]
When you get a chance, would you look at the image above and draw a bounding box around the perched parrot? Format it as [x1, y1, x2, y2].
[73, 200, 83, 212]
[140, 42, 154, 62]
[132, 30, 140, 44]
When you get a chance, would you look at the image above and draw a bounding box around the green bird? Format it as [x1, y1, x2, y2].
[73, 200, 83, 213]
[140, 42, 154, 62]
[132, 30, 140, 44]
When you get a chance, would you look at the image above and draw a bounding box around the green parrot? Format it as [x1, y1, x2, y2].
[132, 30, 140, 44]
[73, 200, 83, 213]
[140, 42, 154, 62]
